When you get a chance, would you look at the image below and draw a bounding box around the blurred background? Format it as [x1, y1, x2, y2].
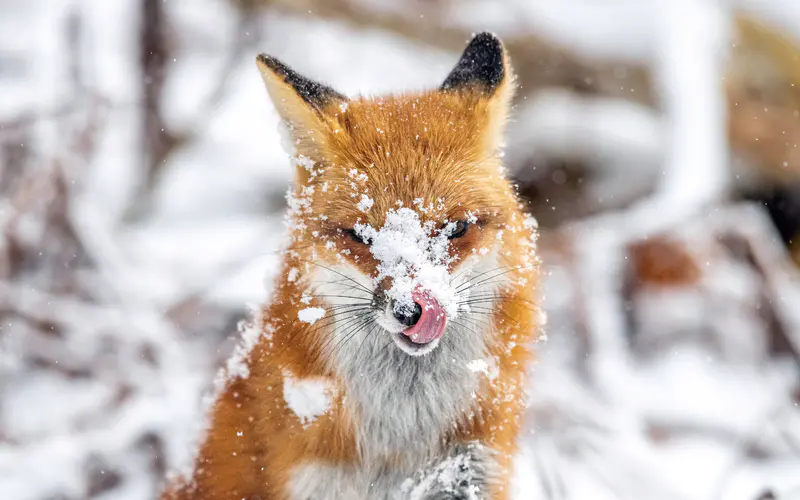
[1, 0, 800, 498]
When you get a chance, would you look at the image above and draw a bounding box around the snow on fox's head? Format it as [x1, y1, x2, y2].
[258, 33, 535, 356]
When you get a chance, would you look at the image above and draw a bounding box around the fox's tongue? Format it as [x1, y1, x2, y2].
[401, 289, 447, 345]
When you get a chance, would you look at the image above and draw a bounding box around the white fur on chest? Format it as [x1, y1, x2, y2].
[339, 329, 486, 462]
[288, 443, 501, 500]
[288, 462, 410, 500]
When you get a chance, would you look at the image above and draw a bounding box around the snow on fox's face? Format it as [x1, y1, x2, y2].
[354, 207, 466, 318]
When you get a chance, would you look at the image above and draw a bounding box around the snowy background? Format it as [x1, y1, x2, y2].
[2, 0, 800, 498]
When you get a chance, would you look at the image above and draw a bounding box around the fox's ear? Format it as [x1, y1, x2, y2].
[256, 54, 346, 162]
[441, 33, 516, 154]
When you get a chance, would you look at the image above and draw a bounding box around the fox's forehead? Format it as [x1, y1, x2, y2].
[324, 92, 488, 173]
[309, 91, 506, 225]
[333, 92, 485, 146]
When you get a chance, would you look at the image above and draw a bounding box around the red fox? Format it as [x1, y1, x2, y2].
[162, 32, 541, 500]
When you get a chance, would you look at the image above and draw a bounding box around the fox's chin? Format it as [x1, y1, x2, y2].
[390, 331, 441, 357]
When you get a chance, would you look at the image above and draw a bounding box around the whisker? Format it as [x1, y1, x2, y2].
[291, 257, 374, 295]
[378, 338, 395, 357]
[458, 292, 539, 307]
[463, 305, 522, 326]
[459, 277, 518, 292]
[456, 265, 526, 294]
[327, 315, 376, 358]
[454, 265, 517, 291]
[449, 264, 477, 286]
[325, 304, 374, 311]
[270, 309, 373, 360]
[459, 298, 541, 315]
[450, 318, 485, 339]
[307, 278, 374, 294]
[354, 322, 382, 357]
[304, 308, 373, 337]
[298, 312, 371, 364]
[306, 294, 375, 303]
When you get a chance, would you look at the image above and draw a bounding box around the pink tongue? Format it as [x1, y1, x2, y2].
[401, 289, 447, 345]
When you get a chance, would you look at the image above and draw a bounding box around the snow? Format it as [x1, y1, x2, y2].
[356, 194, 374, 213]
[213, 308, 265, 392]
[401, 444, 488, 500]
[282, 371, 334, 428]
[466, 359, 499, 380]
[298, 307, 326, 325]
[466, 359, 489, 374]
[355, 207, 460, 317]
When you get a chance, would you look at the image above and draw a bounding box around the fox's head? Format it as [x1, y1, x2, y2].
[257, 33, 537, 363]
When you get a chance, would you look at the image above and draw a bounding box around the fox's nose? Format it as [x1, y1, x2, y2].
[391, 300, 423, 328]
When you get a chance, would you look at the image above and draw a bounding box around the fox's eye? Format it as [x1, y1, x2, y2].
[343, 228, 367, 245]
[448, 220, 470, 239]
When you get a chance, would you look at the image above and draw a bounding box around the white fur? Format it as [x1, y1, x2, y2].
[289, 462, 410, 500]
[289, 443, 499, 500]
[288, 252, 503, 499]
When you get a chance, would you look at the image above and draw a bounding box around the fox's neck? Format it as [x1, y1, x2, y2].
[329, 320, 489, 464]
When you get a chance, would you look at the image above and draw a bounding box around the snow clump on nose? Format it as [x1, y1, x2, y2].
[354, 208, 460, 318]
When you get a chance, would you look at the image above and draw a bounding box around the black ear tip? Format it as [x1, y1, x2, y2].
[441, 32, 507, 93]
[256, 53, 270, 66]
[256, 52, 346, 108]
[468, 32, 504, 55]
[256, 53, 289, 76]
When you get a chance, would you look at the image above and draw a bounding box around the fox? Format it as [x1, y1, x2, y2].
[161, 32, 541, 500]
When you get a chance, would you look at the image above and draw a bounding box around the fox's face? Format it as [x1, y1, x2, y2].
[258, 34, 536, 361]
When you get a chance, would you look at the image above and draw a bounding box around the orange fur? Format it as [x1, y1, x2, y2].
[163, 34, 540, 500]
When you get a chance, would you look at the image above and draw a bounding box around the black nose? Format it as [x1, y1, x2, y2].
[391, 300, 422, 328]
